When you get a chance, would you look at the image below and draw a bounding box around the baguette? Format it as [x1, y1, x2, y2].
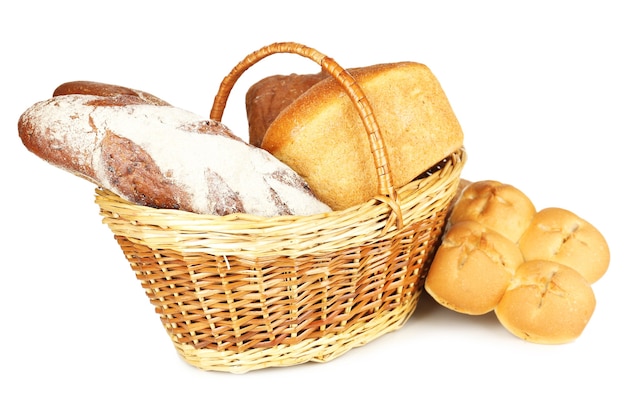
[18, 84, 331, 217]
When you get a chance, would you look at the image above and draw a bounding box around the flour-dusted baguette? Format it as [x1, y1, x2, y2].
[18, 85, 331, 217]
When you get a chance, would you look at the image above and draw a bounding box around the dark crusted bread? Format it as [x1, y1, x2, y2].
[18, 82, 331, 216]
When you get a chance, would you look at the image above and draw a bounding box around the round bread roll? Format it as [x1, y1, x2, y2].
[449, 180, 536, 243]
[425, 220, 524, 315]
[518, 207, 610, 284]
[495, 260, 596, 344]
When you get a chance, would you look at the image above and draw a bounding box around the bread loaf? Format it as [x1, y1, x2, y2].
[246, 72, 328, 147]
[18, 85, 331, 217]
[248, 62, 464, 210]
[53, 80, 171, 106]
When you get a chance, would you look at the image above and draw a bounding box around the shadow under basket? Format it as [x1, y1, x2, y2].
[95, 42, 467, 373]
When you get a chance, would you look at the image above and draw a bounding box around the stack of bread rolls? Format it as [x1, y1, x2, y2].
[425, 180, 610, 344]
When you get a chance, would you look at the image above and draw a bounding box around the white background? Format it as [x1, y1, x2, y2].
[2, 1, 624, 395]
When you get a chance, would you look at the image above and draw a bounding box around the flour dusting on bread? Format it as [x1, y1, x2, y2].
[18, 93, 331, 216]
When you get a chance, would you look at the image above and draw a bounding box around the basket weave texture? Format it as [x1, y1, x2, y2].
[96, 42, 466, 373]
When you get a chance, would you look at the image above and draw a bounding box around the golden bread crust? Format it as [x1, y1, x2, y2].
[246, 72, 328, 147]
[425, 220, 524, 315]
[519, 207, 610, 283]
[449, 180, 536, 243]
[495, 260, 596, 344]
[259, 62, 464, 210]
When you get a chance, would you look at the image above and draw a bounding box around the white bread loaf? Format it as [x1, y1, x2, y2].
[18, 86, 331, 217]
[251, 62, 464, 210]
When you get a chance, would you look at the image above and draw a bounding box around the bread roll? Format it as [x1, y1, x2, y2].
[425, 220, 524, 315]
[519, 207, 610, 283]
[495, 260, 596, 344]
[255, 62, 464, 210]
[449, 180, 536, 243]
[18, 89, 331, 217]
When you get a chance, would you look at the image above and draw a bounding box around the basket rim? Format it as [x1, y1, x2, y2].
[96, 147, 465, 257]
[97, 147, 464, 223]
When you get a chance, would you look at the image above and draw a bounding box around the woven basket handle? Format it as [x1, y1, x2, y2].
[210, 42, 403, 227]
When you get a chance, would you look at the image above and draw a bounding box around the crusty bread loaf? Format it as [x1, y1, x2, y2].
[495, 260, 596, 344]
[251, 62, 464, 210]
[449, 180, 536, 243]
[18, 86, 331, 217]
[519, 207, 610, 283]
[425, 220, 524, 315]
[246, 72, 328, 147]
[53, 80, 171, 106]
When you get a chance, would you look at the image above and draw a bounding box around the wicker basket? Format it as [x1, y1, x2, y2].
[96, 42, 466, 373]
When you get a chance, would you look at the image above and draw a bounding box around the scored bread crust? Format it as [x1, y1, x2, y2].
[18, 87, 331, 217]
[495, 260, 596, 344]
[256, 62, 464, 210]
[425, 220, 525, 315]
[449, 180, 536, 243]
[519, 207, 610, 283]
